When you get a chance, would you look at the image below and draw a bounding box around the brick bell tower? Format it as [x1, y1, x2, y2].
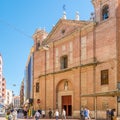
[92, 0, 120, 116]
[116, 0, 120, 88]
[92, 0, 120, 83]
[92, 0, 119, 23]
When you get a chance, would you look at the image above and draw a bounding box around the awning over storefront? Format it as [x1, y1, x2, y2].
[81, 89, 120, 97]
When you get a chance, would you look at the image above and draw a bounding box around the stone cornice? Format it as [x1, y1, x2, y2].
[36, 58, 116, 79]
[38, 61, 99, 78]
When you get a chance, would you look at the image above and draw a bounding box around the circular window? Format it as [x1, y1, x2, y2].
[61, 29, 65, 34]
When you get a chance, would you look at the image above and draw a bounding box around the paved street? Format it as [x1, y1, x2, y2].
[0, 117, 80, 120]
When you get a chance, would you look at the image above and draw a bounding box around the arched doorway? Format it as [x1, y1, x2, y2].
[56, 79, 73, 116]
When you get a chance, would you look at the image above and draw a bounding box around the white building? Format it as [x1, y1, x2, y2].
[0, 54, 6, 105]
[0, 54, 4, 104]
[0, 54, 3, 98]
[13, 96, 20, 108]
[5, 89, 13, 106]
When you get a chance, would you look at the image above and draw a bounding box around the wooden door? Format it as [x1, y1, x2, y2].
[62, 95, 72, 116]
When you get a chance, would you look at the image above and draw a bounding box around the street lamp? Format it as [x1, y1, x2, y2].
[13, 84, 16, 87]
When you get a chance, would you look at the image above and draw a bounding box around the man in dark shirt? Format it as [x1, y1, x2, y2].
[111, 109, 115, 120]
[48, 108, 52, 119]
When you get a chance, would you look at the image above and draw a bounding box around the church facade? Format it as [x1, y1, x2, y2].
[32, 0, 120, 118]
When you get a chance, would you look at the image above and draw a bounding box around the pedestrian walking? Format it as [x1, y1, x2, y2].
[84, 107, 91, 120]
[34, 110, 41, 120]
[80, 107, 84, 120]
[42, 110, 45, 118]
[106, 109, 111, 120]
[62, 109, 66, 120]
[111, 109, 116, 120]
[13, 109, 17, 120]
[6, 111, 10, 120]
[8, 110, 14, 120]
[55, 109, 59, 120]
[23, 109, 27, 119]
[48, 108, 52, 119]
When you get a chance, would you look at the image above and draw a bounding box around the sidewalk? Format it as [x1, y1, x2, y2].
[19, 119, 80, 120]
[0, 117, 80, 120]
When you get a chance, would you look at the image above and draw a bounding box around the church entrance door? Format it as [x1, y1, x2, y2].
[62, 95, 72, 116]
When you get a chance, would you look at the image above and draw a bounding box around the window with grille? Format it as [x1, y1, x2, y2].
[60, 55, 68, 69]
[36, 82, 39, 92]
[101, 69, 109, 85]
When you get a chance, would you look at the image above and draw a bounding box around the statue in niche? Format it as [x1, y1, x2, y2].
[64, 81, 68, 90]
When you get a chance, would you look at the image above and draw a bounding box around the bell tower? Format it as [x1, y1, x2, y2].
[32, 29, 48, 51]
[92, 0, 120, 117]
[92, 0, 118, 23]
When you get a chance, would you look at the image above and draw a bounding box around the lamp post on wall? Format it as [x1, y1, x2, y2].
[43, 45, 49, 115]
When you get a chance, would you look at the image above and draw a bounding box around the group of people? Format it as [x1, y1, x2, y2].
[54, 109, 66, 120]
[6, 108, 34, 120]
[6, 109, 17, 120]
[34, 110, 45, 120]
[80, 107, 116, 120]
[80, 107, 91, 120]
[34, 108, 66, 120]
[106, 109, 116, 120]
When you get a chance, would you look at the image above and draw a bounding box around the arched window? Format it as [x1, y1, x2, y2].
[102, 5, 109, 20]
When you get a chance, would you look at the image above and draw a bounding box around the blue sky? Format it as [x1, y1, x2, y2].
[0, 0, 94, 95]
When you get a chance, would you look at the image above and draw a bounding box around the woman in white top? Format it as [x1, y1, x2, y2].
[62, 109, 66, 120]
[55, 109, 59, 120]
